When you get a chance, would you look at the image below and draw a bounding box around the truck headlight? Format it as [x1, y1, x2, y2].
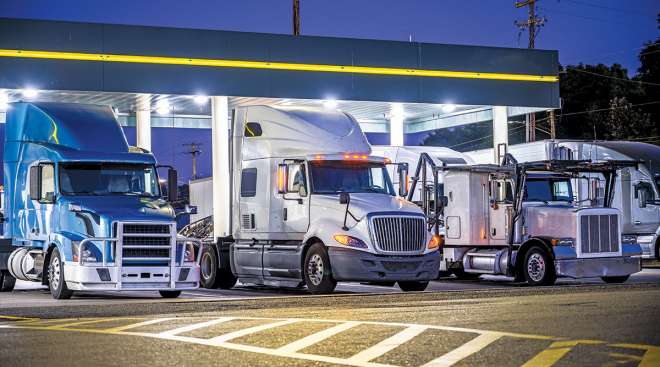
[635, 235, 654, 244]
[71, 241, 100, 264]
[334, 235, 368, 249]
[427, 234, 443, 250]
[621, 235, 637, 245]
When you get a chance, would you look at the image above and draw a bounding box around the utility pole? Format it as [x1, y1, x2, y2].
[515, 0, 546, 142]
[293, 0, 301, 35]
[549, 109, 556, 139]
[183, 143, 202, 180]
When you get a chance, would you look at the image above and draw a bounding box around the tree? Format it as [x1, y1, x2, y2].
[602, 97, 653, 140]
[635, 14, 660, 132]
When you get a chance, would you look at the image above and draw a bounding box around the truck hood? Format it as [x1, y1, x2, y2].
[58, 195, 175, 237]
[311, 193, 422, 221]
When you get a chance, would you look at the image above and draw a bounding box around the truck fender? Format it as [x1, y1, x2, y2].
[514, 237, 554, 278]
[41, 239, 65, 286]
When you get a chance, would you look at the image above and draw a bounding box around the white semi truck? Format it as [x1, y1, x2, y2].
[182, 106, 440, 293]
[467, 140, 660, 260]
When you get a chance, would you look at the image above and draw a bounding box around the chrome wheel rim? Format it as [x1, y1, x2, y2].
[307, 254, 324, 286]
[50, 256, 61, 290]
[201, 252, 213, 281]
[527, 253, 546, 282]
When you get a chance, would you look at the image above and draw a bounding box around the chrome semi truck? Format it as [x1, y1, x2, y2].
[0, 102, 200, 299]
[467, 140, 660, 260]
[182, 105, 440, 293]
[409, 155, 642, 285]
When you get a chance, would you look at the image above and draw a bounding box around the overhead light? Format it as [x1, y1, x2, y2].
[280, 99, 294, 106]
[441, 104, 456, 113]
[323, 99, 338, 109]
[155, 99, 171, 115]
[0, 92, 8, 111]
[193, 95, 208, 105]
[22, 88, 39, 99]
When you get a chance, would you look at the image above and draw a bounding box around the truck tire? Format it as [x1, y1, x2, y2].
[522, 245, 556, 286]
[0, 270, 16, 292]
[216, 268, 238, 289]
[159, 290, 182, 298]
[199, 245, 220, 289]
[303, 243, 337, 294]
[48, 248, 73, 300]
[601, 275, 630, 284]
[398, 281, 429, 292]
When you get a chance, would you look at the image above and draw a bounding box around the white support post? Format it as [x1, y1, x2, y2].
[492, 106, 508, 165]
[211, 96, 230, 239]
[390, 103, 404, 146]
[136, 94, 152, 151]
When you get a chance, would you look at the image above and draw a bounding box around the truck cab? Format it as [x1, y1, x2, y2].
[186, 105, 440, 293]
[0, 102, 200, 299]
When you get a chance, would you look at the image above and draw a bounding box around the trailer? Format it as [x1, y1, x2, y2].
[409, 155, 642, 285]
[182, 105, 440, 293]
[467, 140, 660, 260]
[0, 102, 200, 299]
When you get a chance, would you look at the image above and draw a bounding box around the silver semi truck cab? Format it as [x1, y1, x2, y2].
[410, 156, 642, 285]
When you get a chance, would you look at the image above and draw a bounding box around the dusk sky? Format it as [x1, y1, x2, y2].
[1, 0, 658, 74]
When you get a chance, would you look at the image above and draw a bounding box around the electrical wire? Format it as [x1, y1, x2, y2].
[565, 67, 660, 87]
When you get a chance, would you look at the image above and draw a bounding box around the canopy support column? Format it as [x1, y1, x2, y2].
[212, 96, 231, 238]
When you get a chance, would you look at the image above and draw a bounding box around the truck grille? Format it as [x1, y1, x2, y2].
[371, 216, 426, 254]
[579, 214, 619, 254]
[117, 222, 174, 266]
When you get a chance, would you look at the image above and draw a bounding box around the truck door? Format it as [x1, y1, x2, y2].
[263, 161, 310, 280]
[26, 163, 55, 242]
[632, 180, 658, 233]
[232, 166, 264, 278]
[488, 179, 511, 244]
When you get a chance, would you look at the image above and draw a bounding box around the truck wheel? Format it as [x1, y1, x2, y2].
[200, 245, 220, 289]
[216, 268, 238, 289]
[48, 248, 73, 300]
[398, 281, 429, 292]
[303, 243, 337, 294]
[601, 275, 630, 284]
[522, 246, 556, 286]
[159, 290, 182, 298]
[0, 270, 16, 292]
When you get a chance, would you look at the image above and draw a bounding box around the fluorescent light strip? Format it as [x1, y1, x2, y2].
[0, 49, 558, 83]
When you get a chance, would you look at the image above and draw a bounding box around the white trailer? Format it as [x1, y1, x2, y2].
[467, 140, 660, 260]
[184, 106, 440, 293]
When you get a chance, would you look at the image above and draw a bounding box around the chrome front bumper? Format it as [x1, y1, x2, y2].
[64, 263, 200, 291]
[328, 247, 440, 282]
[555, 256, 641, 278]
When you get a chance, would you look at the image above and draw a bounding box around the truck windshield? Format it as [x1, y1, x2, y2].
[309, 161, 395, 195]
[524, 178, 572, 203]
[59, 163, 160, 197]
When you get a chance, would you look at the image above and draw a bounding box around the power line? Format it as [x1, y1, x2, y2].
[565, 67, 660, 87]
[558, 0, 654, 16]
[538, 6, 639, 25]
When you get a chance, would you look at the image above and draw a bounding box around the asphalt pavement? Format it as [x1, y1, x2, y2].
[0, 269, 658, 367]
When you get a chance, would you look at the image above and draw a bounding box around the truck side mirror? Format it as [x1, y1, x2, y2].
[339, 192, 350, 205]
[397, 163, 409, 197]
[277, 164, 288, 194]
[439, 195, 449, 207]
[167, 168, 178, 202]
[29, 166, 40, 201]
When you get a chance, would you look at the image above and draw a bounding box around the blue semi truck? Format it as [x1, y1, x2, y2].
[0, 102, 200, 299]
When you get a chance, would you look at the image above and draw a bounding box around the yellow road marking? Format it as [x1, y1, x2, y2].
[159, 317, 234, 336]
[0, 48, 559, 83]
[607, 352, 642, 362]
[104, 317, 176, 333]
[609, 344, 660, 367]
[0, 315, 39, 321]
[46, 317, 146, 329]
[521, 340, 604, 367]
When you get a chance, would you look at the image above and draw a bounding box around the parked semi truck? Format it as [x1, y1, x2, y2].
[0, 102, 200, 299]
[409, 154, 642, 285]
[467, 140, 660, 260]
[181, 105, 440, 293]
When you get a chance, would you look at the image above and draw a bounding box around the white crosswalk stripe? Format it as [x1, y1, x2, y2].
[422, 333, 503, 367]
[277, 321, 362, 353]
[208, 319, 300, 344]
[159, 317, 234, 336]
[349, 325, 428, 362]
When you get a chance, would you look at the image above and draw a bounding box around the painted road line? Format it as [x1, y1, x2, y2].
[208, 319, 300, 344]
[422, 333, 502, 367]
[349, 325, 428, 362]
[46, 317, 145, 329]
[277, 321, 362, 353]
[104, 317, 176, 333]
[160, 317, 234, 336]
[609, 344, 660, 367]
[521, 339, 604, 367]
